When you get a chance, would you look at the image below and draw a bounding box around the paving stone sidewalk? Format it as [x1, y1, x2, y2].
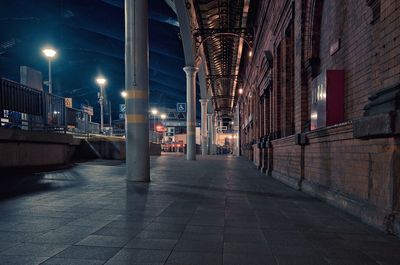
[0, 154, 399, 265]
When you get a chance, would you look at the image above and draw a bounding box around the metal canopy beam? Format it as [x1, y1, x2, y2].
[193, 0, 251, 115]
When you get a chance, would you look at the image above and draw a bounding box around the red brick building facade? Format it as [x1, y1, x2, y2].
[239, 0, 400, 235]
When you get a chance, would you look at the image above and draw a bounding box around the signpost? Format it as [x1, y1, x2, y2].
[65, 98, 73, 108]
[82, 105, 93, 116]
[81, 104, 93, 122]
[119, 104, 126, 113]
[176, 103, 186, 113]
[119, 104, 126, 120]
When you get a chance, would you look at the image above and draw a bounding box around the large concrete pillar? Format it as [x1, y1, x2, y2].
[199, 99, 208, 155]
[125, 0, 150, 182]
[183, 66, 199, 160]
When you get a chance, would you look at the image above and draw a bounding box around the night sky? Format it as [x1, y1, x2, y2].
[0, 0, 190, 122]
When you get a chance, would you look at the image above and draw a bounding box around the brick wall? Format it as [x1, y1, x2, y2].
[239, 0, 400, 235]
[271, 136, 301, 183]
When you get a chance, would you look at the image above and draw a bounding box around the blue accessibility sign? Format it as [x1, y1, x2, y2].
[176, 103, 186, 113]
[119, 104, 126, 113]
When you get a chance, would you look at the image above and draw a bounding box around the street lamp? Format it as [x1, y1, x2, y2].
[121, 91, 127, 98]
[42, 48, 57, 94]
[151, 108, 158, 116]
[159, 114, 167, 144]
[150, 108, 158, 142]
[96, 77, 107, 131]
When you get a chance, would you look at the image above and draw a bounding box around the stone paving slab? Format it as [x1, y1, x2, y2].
[0, 155, 399, 264]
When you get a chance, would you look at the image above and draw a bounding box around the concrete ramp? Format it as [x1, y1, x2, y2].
[78, 135, 161, 160]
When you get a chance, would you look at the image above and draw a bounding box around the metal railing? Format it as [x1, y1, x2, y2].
[0, 78, 101, 136]
[65, 108, 100, 135]
[43, 93, 66, 131]
[0, 78, 47, 130]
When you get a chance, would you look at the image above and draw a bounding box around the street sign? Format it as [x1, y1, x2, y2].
[82, 105, 93, 116]
[119, 104, 126, 113]
[176, 103, 186, 113]
[65, 98, 73, 108]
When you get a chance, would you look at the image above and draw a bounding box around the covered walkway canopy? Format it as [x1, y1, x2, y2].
[171, 0, 255, 160]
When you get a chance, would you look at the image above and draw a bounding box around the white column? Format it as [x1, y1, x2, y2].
[235, 104, 240, 156]
[125, 0, 150, 182]
[183, 66, 199, 160]
[213, 114, 219, 154]
[199, 99, 208, 155]
[207, 113, 213, 154]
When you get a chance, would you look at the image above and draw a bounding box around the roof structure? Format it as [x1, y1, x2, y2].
[192, 0, 252, 118]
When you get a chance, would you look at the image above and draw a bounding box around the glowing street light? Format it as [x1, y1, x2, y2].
[42, 48, 56, 58]
[42, 47, 57, 94]
[96, 77, 106, 85]
[151, 108, 158, 116]
[121, 91, 127, 98]
[96, 76, 107, 131]
[238, 88, 244, 95]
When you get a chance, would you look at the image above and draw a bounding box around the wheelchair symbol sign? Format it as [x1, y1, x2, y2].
[176, 103, 186, 113]
[119, 104, 126, 113]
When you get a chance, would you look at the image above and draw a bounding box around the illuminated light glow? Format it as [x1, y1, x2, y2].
[121, 91, 127, 98]
[160, 113, 167, 120]
[238, 88, 244, 94]
[96, 77, 107, 85]
[156, 125, 167, 132]
[311, 112, 318, 119]
[151, 108, 158, 115]
[248, 50, 253, 57]
[42, 48, 57, 58]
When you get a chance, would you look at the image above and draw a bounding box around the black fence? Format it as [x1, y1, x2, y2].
[0, 78, 99, 134]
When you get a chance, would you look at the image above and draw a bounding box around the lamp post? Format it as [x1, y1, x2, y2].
[150, 108, 158, 142]
[96, 77, 107, 131]
[42, 48, 57, 94]
[160, 113, 167, 144]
